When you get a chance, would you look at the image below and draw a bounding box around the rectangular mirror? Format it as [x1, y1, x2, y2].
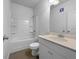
[50, 0, 76, 35]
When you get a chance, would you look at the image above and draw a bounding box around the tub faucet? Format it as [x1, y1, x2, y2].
[3, 34, 8, 41]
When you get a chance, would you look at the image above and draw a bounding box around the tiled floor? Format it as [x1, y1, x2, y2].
[9, 49, 39, 59]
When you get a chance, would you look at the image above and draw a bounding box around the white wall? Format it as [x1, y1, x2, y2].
[50, 0, 76, 34]
[11, 3, 34, 39]
[34, 0, 50, 34]
[3, 0, 11, 37]
[3, 0, 11, 59]
[11, 3, 33, 19]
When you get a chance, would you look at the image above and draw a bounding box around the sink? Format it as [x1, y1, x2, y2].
[49, 36, 67, 42]
[41, 33, 68, 42]
[44, 34, 67, 42]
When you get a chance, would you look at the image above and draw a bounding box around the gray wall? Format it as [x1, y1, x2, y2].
[3, 0, 11, 37]
[11, 2, 33, 39]
[34, 0, 50, 35]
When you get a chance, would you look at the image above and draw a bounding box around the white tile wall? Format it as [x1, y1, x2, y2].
[11, 3, 34, 40]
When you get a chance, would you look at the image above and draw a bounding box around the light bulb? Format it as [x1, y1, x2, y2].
[49, 0, 60, 5]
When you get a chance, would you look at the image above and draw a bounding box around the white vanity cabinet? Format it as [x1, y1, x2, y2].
[39, 37, 76, 59]
[39, 44, 67, 59]
[39, 44, 53, 59]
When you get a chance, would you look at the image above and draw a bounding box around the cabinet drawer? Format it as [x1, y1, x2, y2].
[39, 44, 54, 59]
[39, 37, 76, 59]
[39, 44, 68, 59]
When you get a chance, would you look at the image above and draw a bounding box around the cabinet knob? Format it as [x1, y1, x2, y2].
[62, 30, 65, 32]
[67, 30, 70, 32]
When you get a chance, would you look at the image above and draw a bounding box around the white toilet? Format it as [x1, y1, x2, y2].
[30, 42, 39, 56]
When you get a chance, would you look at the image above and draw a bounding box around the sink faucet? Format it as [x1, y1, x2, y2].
[58, 34, 64, 38]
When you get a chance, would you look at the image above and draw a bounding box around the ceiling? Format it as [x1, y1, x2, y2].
[11, 0, 69, 8]
[11, 0, 40, 8]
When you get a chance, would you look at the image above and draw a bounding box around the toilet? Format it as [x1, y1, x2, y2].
[30, 42, 39, 56]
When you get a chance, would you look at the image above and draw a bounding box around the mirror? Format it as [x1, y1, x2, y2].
[50, 0, 76, 35]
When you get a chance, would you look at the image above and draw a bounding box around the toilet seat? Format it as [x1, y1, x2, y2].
[30, 42, 39, 49]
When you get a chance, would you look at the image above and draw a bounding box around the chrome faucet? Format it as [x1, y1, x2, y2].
[3, 34, 8, 41]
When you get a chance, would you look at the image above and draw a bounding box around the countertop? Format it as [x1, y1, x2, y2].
[39, 33, 76, 51]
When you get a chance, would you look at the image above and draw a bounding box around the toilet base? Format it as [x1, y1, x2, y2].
[32, 48, 39, 56]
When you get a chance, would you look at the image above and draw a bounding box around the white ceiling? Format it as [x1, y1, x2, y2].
[11, 0, 69, 8]
[11, 0, 40, 8]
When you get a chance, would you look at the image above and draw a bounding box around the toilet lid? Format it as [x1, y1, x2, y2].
[30, 42, 39, 47]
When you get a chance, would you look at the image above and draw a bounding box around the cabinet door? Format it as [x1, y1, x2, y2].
[39, 44, 53, 59]
[39, 43, 67, 59]
[52, 51, 67, 59]
[39, 38, 76, 59]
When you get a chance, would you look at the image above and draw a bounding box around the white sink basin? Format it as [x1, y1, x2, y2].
[43, 34, 67, 42]
[49, 36, 67, 42]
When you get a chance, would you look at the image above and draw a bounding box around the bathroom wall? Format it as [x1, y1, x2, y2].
[3, 0, 11, 59]
[50, 0, 76, 34]
[3, 0, 11, 37]
[34, 0, 50, 34]
[11, 2, 33, 39]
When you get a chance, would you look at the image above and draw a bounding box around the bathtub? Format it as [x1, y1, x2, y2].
[4, 37, 36, 59]
[9, 37, 36, 53]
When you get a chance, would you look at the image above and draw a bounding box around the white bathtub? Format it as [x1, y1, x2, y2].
[4, 37, 36, 59]
[9, 38, 36, 53]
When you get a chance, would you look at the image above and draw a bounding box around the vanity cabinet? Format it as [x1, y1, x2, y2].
[39, 37, 76, 59]
[39, 44, 67, 59]
[39, 44, 53, 59]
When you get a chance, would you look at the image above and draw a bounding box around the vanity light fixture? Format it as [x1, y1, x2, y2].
[49, 0, 60, 5]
